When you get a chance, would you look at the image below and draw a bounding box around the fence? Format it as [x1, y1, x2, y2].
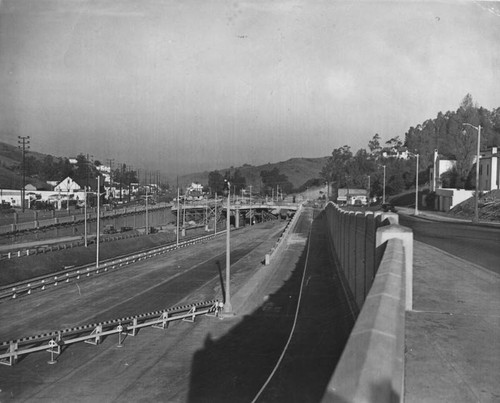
[0, 203, 171, 235]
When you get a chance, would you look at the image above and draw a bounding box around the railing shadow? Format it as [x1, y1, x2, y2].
[187, 210, 356, 402]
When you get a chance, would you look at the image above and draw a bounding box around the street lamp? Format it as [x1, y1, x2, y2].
[214, 192, 217, 235]
[223, 179, 232, 315]
[407, 152, 420, 216]
[84, 186, 88, 247]
[463, 123, 481, 223]
[96, 175, 100, 268]
[176, 187, 180, 246]
[379, 165, 386, 204]
[248, 185, 253, 225]
[367, 175, 370, 202]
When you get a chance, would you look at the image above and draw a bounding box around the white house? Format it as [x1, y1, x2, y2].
[54, 177, 82, 192]
[435, 188, 474, 212]
[478, 146, 499, 191]
[337, 188, 368, 205]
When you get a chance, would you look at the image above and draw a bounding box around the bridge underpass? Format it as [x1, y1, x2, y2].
[0, 207, 353, 402]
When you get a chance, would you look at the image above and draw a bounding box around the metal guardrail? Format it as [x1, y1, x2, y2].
[264, 205, 302, 265]
[0, 299, 222, 366]
[0, 232, 139, 260]
[0, 231, 227, 301]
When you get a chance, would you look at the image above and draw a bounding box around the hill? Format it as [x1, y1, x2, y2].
[0, 140, 329, 192]
[0, 141, 57, 189]
[175, 157, 329, 191]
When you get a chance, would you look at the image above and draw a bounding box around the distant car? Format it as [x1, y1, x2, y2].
[120, 226, 133, 233]
[381, 203, 397, 213]
[103, 225, 117, 234]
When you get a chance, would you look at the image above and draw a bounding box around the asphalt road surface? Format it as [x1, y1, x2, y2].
[399, 214, 500, 275]
[0, 210, 353, 402]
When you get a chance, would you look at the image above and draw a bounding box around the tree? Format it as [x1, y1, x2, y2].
[208, 170, 225, 195]
[368, 133, 382, 157]
[320, 145, 353, 200]
[260, 167, 293, 195]
[232, 169, 247, 194]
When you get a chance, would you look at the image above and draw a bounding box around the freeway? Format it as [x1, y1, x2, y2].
[0, 222, 286, 342]
[398, 213, 500, 275]
[0, 207, 353, 402]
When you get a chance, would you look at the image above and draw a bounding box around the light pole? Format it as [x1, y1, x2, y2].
[176, 187, 180, 246]
[248, 185, 252, 225]
[408, 152, 419, 216]
[382, 165, 386, 204]
[223, 180, 232, 315]
[84, 186, 88, 247]
[145, 186, 149, 235]
[463, 123, 481, 223]
[96, 175, 100, 268]
[214, 192, 217, 234]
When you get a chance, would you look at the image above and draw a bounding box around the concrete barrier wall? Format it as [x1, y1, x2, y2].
[322, 202, 412, 403]
[325, 202, 399, 311]
[322, 238, 406, 402]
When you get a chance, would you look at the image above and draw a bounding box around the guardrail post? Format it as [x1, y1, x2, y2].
[0, 342, 18, 366]
[128, 318, 138, 336]
[376, 224, 413, 311]
[153, 312, 170, 329]
[84, 325, 103, 345]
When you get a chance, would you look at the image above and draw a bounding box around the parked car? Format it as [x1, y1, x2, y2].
[381, 202, 397, 213]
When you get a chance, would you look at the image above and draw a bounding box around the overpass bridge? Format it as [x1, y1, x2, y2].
[171, 199, 299, 227]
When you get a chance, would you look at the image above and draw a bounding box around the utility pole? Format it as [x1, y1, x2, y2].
[18, 136, 30, 212]
[106, 158, 114, 200]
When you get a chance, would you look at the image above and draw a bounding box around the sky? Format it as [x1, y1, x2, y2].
[1, 0, 500, 178]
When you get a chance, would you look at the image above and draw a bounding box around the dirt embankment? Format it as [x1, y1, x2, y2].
[449, 189, 500, 222]
[0, 228, 209, 286]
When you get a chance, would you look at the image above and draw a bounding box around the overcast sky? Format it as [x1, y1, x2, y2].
[1, 0, 500, 177]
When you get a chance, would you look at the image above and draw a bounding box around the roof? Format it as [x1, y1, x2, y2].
[338, 188, 367, 197]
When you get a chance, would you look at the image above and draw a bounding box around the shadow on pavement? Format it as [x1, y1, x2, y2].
[187, 210, 356, 402]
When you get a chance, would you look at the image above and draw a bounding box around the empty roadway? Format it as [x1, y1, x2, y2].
[0, 207, 353, 402]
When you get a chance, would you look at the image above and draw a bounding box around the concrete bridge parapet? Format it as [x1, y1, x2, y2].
[321, 202, 412, 403]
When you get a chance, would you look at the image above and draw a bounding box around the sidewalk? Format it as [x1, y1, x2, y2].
[406, 241, 500, 402]
[398, 206, 500, 226]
